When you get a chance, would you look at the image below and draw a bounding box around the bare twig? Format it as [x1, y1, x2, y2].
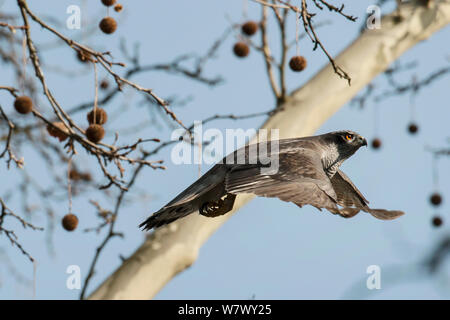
[17, 0, 168, 108]
[0, 105, 24, 168]
[261, 5, 281, 99]
[0, 197, 43, 262]
[255, 0, 353, 84]
[0, 21, 28, 32]
[312, 0, 357, 22]
[376, 65, 450, 100]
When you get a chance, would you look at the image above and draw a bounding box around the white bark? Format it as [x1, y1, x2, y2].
[89, 1, 450, 300]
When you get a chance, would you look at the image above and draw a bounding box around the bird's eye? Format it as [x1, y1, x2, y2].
[345, 134, 354, 141]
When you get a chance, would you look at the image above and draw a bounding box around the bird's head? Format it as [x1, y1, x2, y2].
[325, 130, 367, 160]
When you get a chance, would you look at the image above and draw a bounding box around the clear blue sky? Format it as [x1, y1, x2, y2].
[0, 0, 449, 299]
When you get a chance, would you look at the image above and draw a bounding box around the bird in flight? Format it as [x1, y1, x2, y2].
[140, 130, 404, 231]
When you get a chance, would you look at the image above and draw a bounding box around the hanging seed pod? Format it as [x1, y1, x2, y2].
[430, 192, 442, 206]
[431, 215, 443, 228]
[408, 123, 419, 134]
[101, 0, 116, 7]
[87, 108, 108, 125]
[86, 124, 105, 143]
[233, 42, 249, 58]
[371, 138, 382, 150]
[241, 21, 258, 36]
[289, 56, 307, 72]
[62, 213, 78, 231]
[99, 17, 117, 34]
[14, 96, 33, 114]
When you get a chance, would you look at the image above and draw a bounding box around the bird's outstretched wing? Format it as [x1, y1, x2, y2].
[140, 141, 326, 230]
[330, 170, 404, 220]
[225, 149, 340, 212]
[140, 139, 317, 230]
[226, 153, 404, 221]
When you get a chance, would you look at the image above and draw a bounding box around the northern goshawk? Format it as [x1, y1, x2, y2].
[140, 130, 404, 230]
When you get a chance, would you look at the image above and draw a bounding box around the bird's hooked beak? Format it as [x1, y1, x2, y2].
[359, 136, 368, 147]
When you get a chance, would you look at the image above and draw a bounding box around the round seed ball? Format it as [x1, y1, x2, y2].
[408, 123, 419, 134]
[86, 124, 105, 143]
[14, 96, 33, 114]
[432, 216, 443, 228]
[289, 56, 307, 72]
[99, 17, 117, 34]
[241, 21, 258, 36]
[430, 193, 442, 206]
[46, 121, 69, 142]
[87, 108, 108, 125]
[371, 138, 382, 150]
[101, 0, 116, 6]
[233, 42, 249, 58]
[62, 213, 78, 231]
[114, 3, 123, 12]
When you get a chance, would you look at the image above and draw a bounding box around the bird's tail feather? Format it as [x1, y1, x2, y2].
[366, 208, 404, 220]
[139, 203, 195, 231]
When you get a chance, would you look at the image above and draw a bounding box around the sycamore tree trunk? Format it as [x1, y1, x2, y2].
[88, 1, 450, 299]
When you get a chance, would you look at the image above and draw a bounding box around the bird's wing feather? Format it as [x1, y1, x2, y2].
[164, 164, 227, 208]
[331, 170, 404, 220]
[363, 208, 404, 220]
[330, 169, 369, 207]
[157, 138, 314, 209]
[225, 149, 339, 211]
[139, 140, 312, 230]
